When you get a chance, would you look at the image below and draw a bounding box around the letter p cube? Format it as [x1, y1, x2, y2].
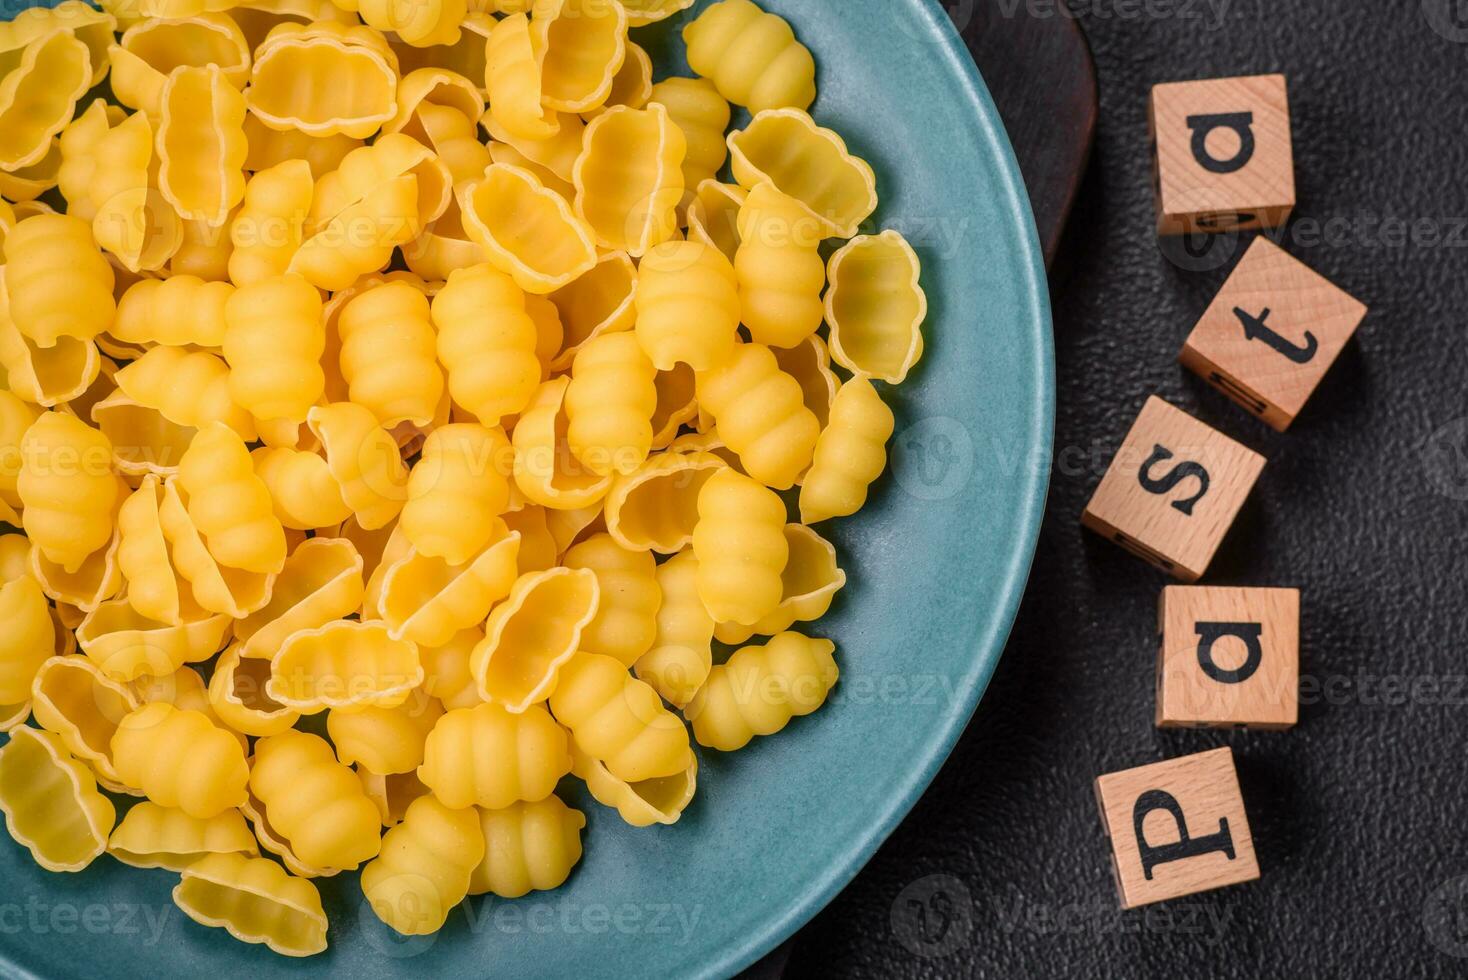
[1150, 74, 1294, 235]
[1095, 747, 1260, 908]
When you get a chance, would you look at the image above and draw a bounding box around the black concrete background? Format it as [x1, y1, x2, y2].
[783, 1, 1468, 976]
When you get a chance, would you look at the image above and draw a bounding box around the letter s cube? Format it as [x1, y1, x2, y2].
[1150, 74, 1293, 235]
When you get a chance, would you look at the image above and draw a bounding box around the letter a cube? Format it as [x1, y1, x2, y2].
[1095, 747, 1259, 908]
[1150, 74, 1294, 235]
[1180, 237, 1368, 431]
[1082, 397, 1266, 581]
[1156, 586, 1300, 729]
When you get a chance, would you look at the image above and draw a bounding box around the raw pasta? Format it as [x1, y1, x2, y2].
[0, 0, 928, 957]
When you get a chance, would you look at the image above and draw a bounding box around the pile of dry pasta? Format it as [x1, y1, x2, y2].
[0, 0, 928, 956]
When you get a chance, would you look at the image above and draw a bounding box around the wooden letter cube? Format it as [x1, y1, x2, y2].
[1150, 74, 1294, 235]
[1156, 586, 1300, 729]
[1095, 747, 1259, 909]
[1180, 237, 1368, 431]
[1082, 396, 1266, 581]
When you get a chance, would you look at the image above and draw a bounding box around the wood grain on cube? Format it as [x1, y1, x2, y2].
[1082, 396, 1266, 581]
[1095, 746, 1259, 909]
[1150, 74, 1294, 235]
[1181, 237, 1368, 430]
[1156, 585, 1299, 729]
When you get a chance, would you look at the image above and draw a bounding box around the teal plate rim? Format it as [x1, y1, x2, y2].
[704, 2, 1056, 975]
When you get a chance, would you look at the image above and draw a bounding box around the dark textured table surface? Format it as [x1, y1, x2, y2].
[783, 1, 1468, 976]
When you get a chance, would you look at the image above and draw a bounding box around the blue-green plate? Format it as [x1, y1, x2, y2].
[0, 0, 1052, 976]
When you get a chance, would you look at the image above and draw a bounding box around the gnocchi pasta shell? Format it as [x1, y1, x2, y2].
[547, 249, 637, 372]
[234, 536, 365, 659]
[471, 566, 598, 711]
[158, 477, 277, 618]
[605, 449, 726, 554]
[307, 402, 410, 531]
[380, 526, 522, 647]
[111, 13, 251, 116]
[0, 31, 91, 171]
[76, 597, 232, 683]
[511, 377, 613, 511]
[0, 569, 56, 706]
[483, 13, 556, 142]
[824, 229, 928, 384]
[108, 801, 258, 871]
[157, 65, 249, 227]
[27, 528, 123, 613]
[0, 290, 100, 408]
[728, 108, 878, 240]
[572, 744, 696, 827]
[0, 2, 115, 87]
[460, 163, 599, 294]
[467, 794, 585, 898]
[572, 104, 685, 256]
[30, 655, 140, 787]
[713, 524, 846, 645]
[246, 21, 399, 139]
[172, 852, 328, 957]
[268, 620, 423, 712]
[0, 726, 114, 872]
[208, 642, 300, 737]
[531, 0, 628, 114]
[418, 700, 572, 809]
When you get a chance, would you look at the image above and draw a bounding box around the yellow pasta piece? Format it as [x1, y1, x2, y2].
[109, 13, 250, 112]
[17, 411, 118, 573]
[430, 262, 541, 423]
[471, 566, 598, 710]
[686, 631, 838, 751]
[75, 597, 231, 682]
[234, 536, 363, 658]
[468, 794, 584, 897]
[89, 393, 195, 479]
[729, 108, 878, 240]
[357, 768, 430, 827]
[0, 285, 100, 409]
[4, 213, 114, 350]
[307, 132, 451, 239]
[157, 477, 276, 618]
[604, 443, 723, 552]
[417, 701, 571, 808]
[116, 475, 188, 625]
[379, 526, 520, 647]
[390, 6, 490, 82]
[247, 20, 399, 139]
[685, 178, 745, 263]
[400, 424, 512, 564]
[108, 802, 257, 871]
[584, 38, 651, 117]
[635, 239, 739, 371]
[172, 852, 327, 957]
[618, 0, 692, 26]
[171, 215, 236, 280]
[502, 504, 558, 574]
[0, 138, 59, 203]
[332, 283, 443, 429]
[208, 643, 300, 737]
[650, 363, 698, 449]
[419, 626, 482, 710]
[0, 31, 91, 171]
[0, 534, 30, 581]
[126, 664, 241, 755]
[772, 332, 839, 429]
[106, 344, 257, 445]
[228, 159, 313, 287]
[112, 274, 232, 348]
[158, 66, 247, 227]
[562, 532, 660, 667]
[548, 249, 637, 371]
[691, 466, 786, 625]
[799, 375, 895, 524]
[735, 182, 826, 349]
[27, 522, 124, 613]
[250, 729, 382, 871]
[548, 650, 692, 782]
[0, 2, 114, 86]
[224, 273, 326, 423]
[483, 109, 584, 185]
[484, 13, 555, 141]
[178, 422, 287, 574]
[269, 620, 423, 712]
[329, 692, 443, 775]
[402, 199, 488, 283]
[290, 170, 421, 291]
[573, 104, 685, 256]
[384, 67, 481, 134]
[532, 0, 627, 113]
[250, 447, 348, 530]
[0, 572, 55, 708]
[112, 702, 250, 817]
[0, 726, 114, 872]
[564, 332, 657, 478]
[308, 402, 410, 530]
[0, 391, 37, 516]
[511, 377, 613, 510]
[359, 0, 464, 47]
[825, 229, 928, 384]
[30, 654, 139, 787]
[242, 112, 358, 176]
[634, 549, 713, 708]
[648, 76, 730, 211]
[362, 793, 483, 935]
[714, 523, 845, 644]
[696, 342, 818, 488]
[572, 744, 696, 827]
[459, 163, 599, 294]
[683, 0, 814, 114]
